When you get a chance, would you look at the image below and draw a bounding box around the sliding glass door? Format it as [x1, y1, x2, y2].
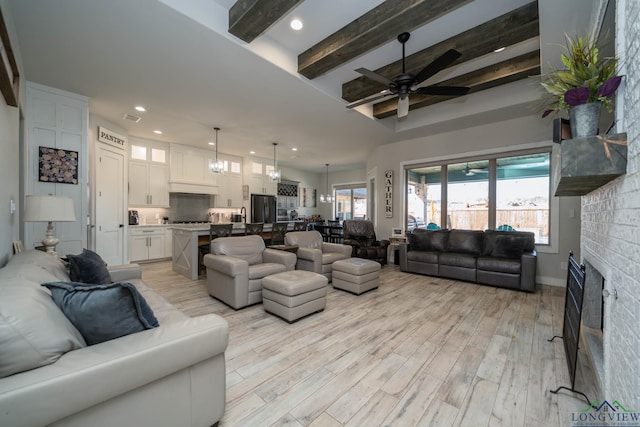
[335, 185, 367, 221]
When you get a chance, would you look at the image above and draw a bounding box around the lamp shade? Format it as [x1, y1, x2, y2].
[24, 195, 76, 222]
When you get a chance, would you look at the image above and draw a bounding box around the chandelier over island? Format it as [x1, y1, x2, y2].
[209, 127, 224, 174]
[268, 142, 281, 182]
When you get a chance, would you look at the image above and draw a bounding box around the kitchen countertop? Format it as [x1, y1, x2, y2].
[169, 222, 306, 232]
[169, 223, 245, 231]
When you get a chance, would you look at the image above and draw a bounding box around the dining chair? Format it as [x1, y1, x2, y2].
[328, 220, 343, 243]
[497, 224, 515, 231]
[315, 221, 329, 242]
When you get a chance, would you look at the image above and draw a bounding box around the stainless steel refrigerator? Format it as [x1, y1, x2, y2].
[251, 194, 276, 224]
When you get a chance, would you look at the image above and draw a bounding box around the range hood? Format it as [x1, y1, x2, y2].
[168, 181, 218, 195]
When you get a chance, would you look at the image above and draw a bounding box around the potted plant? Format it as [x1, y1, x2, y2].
[540, 33, 622, 138]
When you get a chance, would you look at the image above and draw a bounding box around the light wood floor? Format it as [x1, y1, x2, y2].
[141, 261, 598, 427]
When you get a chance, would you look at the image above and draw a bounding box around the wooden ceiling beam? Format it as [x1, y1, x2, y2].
[342, 1, 539, 103]
[297, 0, 473, 80]
[229, 0, 304, 43]
[372, 50, 541, 119]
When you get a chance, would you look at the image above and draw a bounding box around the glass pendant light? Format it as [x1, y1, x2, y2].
[320, 163, 334, 203]
[209, 127, 224, 173]
[268, 142, 281, 182]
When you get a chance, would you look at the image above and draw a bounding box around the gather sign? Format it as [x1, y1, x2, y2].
[385, 170, 393, 218]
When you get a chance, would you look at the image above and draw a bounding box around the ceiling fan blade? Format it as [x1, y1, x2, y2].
[416, 85, 470, 96]
[397, 96, 409, 118]
[470, 169, 488, 173]
[346, 90, 394, 109]
[414, 49, 462, 85]
[355, 67, 394, 86]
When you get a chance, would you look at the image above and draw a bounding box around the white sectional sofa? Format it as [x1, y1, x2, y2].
[0, 250, 229, 427]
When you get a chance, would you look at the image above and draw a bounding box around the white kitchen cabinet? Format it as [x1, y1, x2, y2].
[246, 159, 277, 195]
[129, 227, 167, 262]
[286, 196, 298, 209]
[170, 143, 219, 187]
[129, 162, 169, 207]
[216, 154, 243, 207]
[128, 138, 169, 207]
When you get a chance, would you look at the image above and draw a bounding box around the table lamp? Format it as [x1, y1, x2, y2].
[24, 195, 76, 256]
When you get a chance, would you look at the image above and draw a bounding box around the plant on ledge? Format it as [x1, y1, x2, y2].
[540, 33, 622, 119]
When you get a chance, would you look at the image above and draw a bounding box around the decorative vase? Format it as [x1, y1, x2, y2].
[569, 101, 602, 138]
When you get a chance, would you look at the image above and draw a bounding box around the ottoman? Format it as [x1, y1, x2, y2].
[332, 258, 381, 295]
[262, 270, 328, 322]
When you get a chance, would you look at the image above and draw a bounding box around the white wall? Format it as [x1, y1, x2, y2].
[367, 113, 582, 286]
[0, 0, 23, 266]
[581, 0, 640, 406]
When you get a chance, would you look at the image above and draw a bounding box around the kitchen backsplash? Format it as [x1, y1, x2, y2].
[132, 193, 238, 224]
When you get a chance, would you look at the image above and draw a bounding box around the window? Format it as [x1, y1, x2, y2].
[335, 185, 367, 221]
[496, 154, 550, 244]
[405, 151, 550, 244]
[447, 160, 489, 230]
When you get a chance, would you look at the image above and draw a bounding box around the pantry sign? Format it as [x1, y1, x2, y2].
[98, 126, 127, 150]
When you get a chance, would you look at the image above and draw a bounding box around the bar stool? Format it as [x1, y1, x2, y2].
[198, 223, 233, 273]
[293, 222, 307, 231]
[245, 223, 264, 236]
[270, 222, 288, 245]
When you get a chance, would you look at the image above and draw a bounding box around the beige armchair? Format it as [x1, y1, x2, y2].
[284, 231, 352, 281]
[203, 235, 296, 309]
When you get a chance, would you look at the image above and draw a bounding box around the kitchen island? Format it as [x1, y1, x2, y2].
[171, 222, 305, 280]
[171, 223, 245, 280]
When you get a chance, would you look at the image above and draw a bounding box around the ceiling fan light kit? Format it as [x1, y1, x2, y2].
[347, 31, 470, 118]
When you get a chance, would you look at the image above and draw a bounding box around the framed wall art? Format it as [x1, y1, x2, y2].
[300, 187, 317, 208]
[39, 146, 79, 184]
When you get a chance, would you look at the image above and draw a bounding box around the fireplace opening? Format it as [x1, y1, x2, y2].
[581, 260, 606, 394]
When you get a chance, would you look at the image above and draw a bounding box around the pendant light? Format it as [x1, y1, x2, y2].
[209, 127, 224, 173]
[320, 163, 334, 203]
[268, 142, 281, 182]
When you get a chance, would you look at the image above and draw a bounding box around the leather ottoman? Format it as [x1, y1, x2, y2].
[331, 258, 381, 295]
[262, 270, 328, 322]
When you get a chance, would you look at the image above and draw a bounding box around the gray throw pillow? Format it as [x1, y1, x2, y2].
[65, 249, 112, 284]
[42, 281, 159, 345]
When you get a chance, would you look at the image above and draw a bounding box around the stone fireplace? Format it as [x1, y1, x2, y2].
[576, 0, 639, 408]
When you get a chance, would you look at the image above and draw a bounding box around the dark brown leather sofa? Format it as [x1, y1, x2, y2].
[342, 220, 390, 265]
[399, 229, 536, 292]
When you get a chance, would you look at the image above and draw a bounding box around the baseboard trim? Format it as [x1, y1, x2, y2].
[537, 275, 565, 287]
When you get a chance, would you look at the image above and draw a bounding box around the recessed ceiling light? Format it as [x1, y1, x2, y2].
[493, 47, 505, 53]
[135, 105, 146, 112]
[291, 147, 298, 151]
[208, 141, 214, 146]
[153, 130, 163, 134]
[250, 150, 256, 154]
[290, 18, 303, 30]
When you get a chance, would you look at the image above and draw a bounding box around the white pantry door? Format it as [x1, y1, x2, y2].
[95, 145, 125, 265]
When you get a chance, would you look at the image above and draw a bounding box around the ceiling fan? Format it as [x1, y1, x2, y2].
[346, 32, 470, 118]
[463, 163, 488, 176]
